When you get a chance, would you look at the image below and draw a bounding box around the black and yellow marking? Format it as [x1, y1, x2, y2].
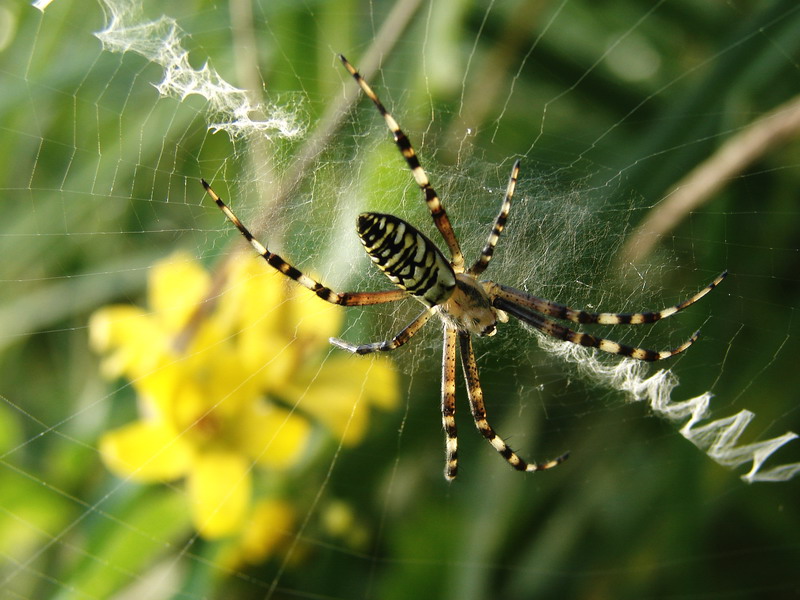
[442, 327, 459, 480]
[493, 297, 698, 361]
[470, 159, 520, 276]
[202, 179, 339, 304]
[330, 309, 432, 355]
[203, 179, 412, 308]
[458, 333, 568, 473]
[339, 54, 465, 272]
[357, 212, 456, 308]
[490, 271, 727, 326]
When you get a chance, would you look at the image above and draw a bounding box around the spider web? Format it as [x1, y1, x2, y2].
[2, 0, 800, 598]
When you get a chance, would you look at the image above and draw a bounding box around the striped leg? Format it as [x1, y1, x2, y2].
[493, 297, 698, 362]
[329, 309, 433, 354]
[486, 271, 727, 325]
[203, 180, 407, 306]
[442, 325, 459, 480]
[338, 55, 465, 272]
[469, 160, 520, 276]
[458, 333, 569, 473]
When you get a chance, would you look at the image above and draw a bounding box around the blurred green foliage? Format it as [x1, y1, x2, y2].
[1, 0, 799, 598]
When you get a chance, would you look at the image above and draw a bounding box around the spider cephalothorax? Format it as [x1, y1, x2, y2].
[202, 55, 726, 480]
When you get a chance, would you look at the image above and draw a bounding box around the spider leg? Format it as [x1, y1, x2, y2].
[203, 179, 407, 306]
[338, 55, 465, 272]
[442, 325, 459, 480]
[493, 296, 699, 361]
[458, 332, 569, 473]
[469, 160, 520, 276]
[486, 271, 726, 325]
[329, 308, 433, 354]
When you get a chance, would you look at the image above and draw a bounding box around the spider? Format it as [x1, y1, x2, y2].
[202, 55, 726, 480]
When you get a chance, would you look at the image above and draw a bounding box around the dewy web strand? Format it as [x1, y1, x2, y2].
[95, 0, 303, 142]
[537, 336, 800, 483]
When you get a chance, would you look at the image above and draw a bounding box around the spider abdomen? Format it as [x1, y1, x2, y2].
[357, 213, 456, 307]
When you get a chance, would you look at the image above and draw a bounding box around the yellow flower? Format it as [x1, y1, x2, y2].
[219, 498, 297, 569]
[90, 251, 398, 541]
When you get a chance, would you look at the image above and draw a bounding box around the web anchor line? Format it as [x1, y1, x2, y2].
[538, 337, 800, 483]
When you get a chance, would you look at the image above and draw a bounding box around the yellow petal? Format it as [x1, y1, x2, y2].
[132, 331, 251, 430]
[223, 254, 341, 342]
[226, 260, 286, 332]
[135, 361, 205, 426]
[236, 328, 298, 389]
[287, 283, 343, 342]
[99, 420, 193, 482]
[148, 252, 211, 332]
[239, 402, 312, 469]
[288, 355, 398, 445]
[347, 355, 400, 411]
[237, 499, 295, 565]
[88, 306, 165, 379]
[187, 450, 251, 538]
